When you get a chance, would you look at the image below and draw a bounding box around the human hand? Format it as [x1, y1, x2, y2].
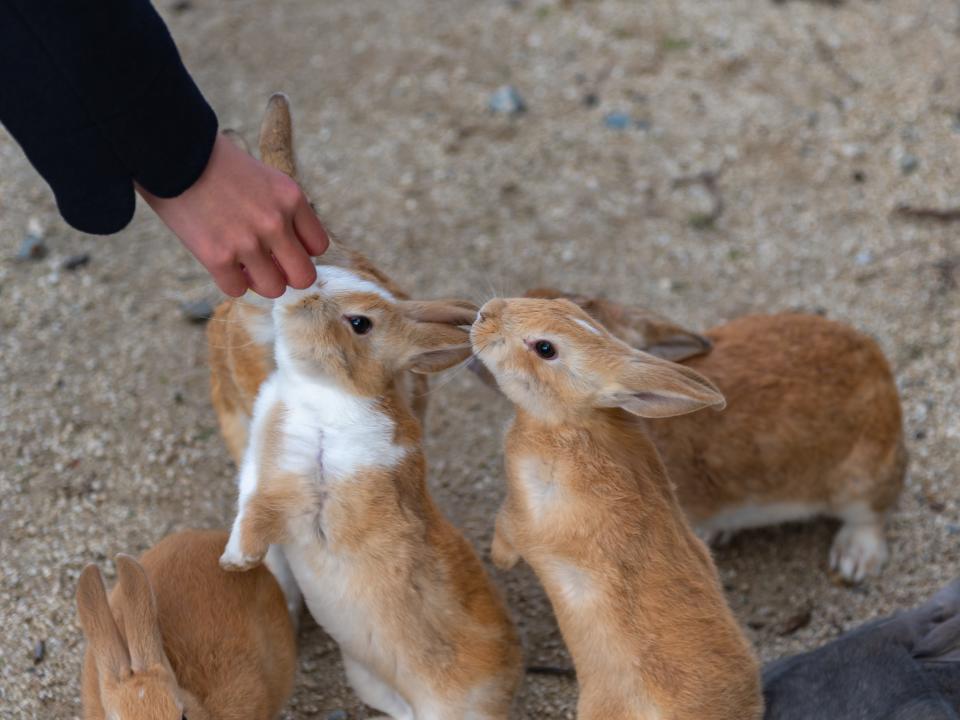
[137, 133, 329, 297]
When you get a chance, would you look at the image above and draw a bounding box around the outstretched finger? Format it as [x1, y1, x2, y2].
[293, 198, 330, 256]
[208, 261, 249, 298]
[240, 244, 286, 299]
[271, 236, 317, 289]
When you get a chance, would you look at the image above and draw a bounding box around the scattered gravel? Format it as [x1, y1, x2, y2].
[2, 0, 959, 718]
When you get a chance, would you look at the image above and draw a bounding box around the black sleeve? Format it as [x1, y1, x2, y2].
[0, 0, 218, 235]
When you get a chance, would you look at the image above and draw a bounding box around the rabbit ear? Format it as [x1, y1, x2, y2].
[404, 322, 473, 374]
[599, 350, 725, 418]
[76, 564, 131, 683]
[259, 93, 297, 179]
[114, 555, 167, 672]
[400, 299, 478, 326]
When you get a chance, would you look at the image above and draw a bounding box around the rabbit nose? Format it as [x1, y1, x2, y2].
[479, 298, 506, 319]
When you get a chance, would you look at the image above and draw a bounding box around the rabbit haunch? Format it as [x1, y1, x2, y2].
[221, 266, 521, 720]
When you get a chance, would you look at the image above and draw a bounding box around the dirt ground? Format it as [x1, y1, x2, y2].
[2, 0, 960, 717]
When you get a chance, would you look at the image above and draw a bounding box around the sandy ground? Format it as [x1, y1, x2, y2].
[2, 0, 960, 717]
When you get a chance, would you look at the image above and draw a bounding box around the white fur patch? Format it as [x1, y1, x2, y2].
[546, 559, 597, 607]
[275, 376, 407, 479]
[697, 501, 827, 535]
[572, 317, 601, 335]
[515, 455, 561, 522]
[314, 265, 396, 303]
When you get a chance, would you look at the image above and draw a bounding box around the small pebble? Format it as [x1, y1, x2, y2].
[15, 235, 47, 262]
[855, 249, 874, 266]
[899, 153, 919, 175]
[603, 111, 632, 130]
[33, 639, 45, 664]
[326, 710, 348, 720]
[582, 92, 599, 108]
[62, 254, 91, 271]
[180, 299, 214, 324]
[489, 85, 526, 115]
[947, 524, 960, 536]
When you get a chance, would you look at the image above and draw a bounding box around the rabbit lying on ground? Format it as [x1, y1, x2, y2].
[77, 530, 297, 720]
[763, 578, 960, 719]
[504, 289, 906, 582]
[471, 296, 763, 720]
[207, 94, 428, 464]
[220, 267, 522, 720]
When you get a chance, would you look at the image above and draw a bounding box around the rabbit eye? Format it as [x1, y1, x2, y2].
[533, 340, 557, 360]
[346, 315, 372, 335]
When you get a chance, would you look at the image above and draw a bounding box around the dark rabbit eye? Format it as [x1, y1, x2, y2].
[347, 315, 372, 335]
[534, 340, 557, 359]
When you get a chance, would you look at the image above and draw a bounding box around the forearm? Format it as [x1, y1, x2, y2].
[0, 0, 216, 233]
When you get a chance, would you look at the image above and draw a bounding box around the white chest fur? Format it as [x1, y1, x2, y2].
[273, 372, 408, 482]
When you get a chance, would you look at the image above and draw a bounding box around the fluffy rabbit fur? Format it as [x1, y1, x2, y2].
[514, 289, 906, 582]
[77, 530, 296, 720]
[207, 94, 428, 464]
[219, 266, 522, 719]
[471, 297, 763, 720]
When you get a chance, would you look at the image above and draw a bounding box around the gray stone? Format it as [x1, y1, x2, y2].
[489, 85, 526, 114]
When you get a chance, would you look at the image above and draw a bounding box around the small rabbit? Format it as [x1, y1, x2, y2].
[219, 266, 522, 719]
[208, 93, 428, 464]
[513, 290, 906, 582]
[471, 297, 763, 720]
[77, 530, 297, 720]
[763, 578, 960, 719]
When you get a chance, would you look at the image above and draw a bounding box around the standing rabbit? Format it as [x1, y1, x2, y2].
[471, 297, 763, 720]
[207, 93, 428, 464]
[514, 289, 906, 582]
[219, 266, 522, 720]
[77, 530, 297, 720]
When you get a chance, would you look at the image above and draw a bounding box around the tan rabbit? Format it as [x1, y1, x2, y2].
[515, 289, 906, 582]
[208, 93, 428, 464]
[219, 266, 522, 719]
[471, 297, 763, 720]
[77, 530, 297, 720]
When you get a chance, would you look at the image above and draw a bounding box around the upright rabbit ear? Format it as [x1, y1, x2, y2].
[76, 564, 131, 683]
[114, 555, 168, 672]
[599, 350, 725, 418]
[259, 93, 297, 179]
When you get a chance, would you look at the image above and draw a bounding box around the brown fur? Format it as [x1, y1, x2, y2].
[78, 530, 296, 720]
[519, 290, 906, 578]
[472, 298, 763, 720]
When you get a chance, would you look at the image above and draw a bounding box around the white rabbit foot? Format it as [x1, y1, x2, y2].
[829, 522, 888, 583]
[219, 532, 264, 572]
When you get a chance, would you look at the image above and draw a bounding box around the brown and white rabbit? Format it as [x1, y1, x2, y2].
[218, 266, 522, 719]
[512, 289, 906, 582]
[471, 297, 763, 720]
[207, 93, 428, 464]
[77, 530, 297, 720]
